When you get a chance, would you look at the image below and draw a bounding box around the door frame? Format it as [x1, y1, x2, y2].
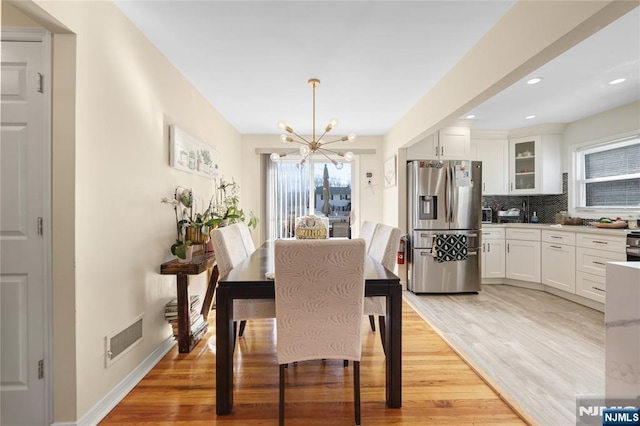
[1, 27, 53, 424]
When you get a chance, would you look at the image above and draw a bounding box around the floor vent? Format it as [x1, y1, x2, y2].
[105, 314, 143, 368]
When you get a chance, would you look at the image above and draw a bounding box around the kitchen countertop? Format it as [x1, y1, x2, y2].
[482, 222, 633, 236]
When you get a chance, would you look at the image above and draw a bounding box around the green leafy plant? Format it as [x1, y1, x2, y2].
[211, 177, 258, 229]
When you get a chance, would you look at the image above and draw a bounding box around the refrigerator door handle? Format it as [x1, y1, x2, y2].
[448, 166, 455, 223]
[444, 166, 449, 222]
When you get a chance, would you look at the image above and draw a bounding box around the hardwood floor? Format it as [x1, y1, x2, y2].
[404, 284, 605, 426]
[101, 302, 525, 425]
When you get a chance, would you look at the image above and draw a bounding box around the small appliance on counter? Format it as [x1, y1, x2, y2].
[482, 207, 492, 223]
[497, 209, 521, 223]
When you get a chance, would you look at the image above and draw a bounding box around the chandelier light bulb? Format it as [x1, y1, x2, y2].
[335, 162, 344, 170]
[280, 134, 288, 143]
[343, 151, 354, 162]
[299, 145, 310, 156]
[270, 152, 281, 162]
[347, 133, 356, 141]
[277, 120, 287, 131]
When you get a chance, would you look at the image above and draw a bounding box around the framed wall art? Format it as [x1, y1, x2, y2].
[169, 124, 219, 178]
[384, 155, 397, 188]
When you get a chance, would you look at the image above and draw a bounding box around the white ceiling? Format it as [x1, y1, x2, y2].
[114, 1, 640, 137]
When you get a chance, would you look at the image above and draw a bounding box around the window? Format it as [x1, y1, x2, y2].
[574, 135, 640, 211]
[265, 156, 352, 240]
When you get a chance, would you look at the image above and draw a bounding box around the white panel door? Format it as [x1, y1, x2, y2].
[1, 38, 48, 426]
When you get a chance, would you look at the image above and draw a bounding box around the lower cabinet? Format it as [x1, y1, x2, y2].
[482, 239, 505, 278]
[482, 227, 505, 278]
[483, 225, 628, 308]
[506, 239, 541, 283]
[575, 271, 606, 304]
[541, 230, 576, 293]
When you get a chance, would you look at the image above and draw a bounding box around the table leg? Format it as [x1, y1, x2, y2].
[201, 265, 219, 319]
[386, 283, 402, 408]
[216, 285, 234, 415]
[176, 274, 191, 353]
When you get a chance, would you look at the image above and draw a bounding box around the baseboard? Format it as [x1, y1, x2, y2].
[51, 337, 176, 426]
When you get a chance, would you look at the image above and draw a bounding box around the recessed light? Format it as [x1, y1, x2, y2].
[465, 114, 476, 119]
[609, 78, 626, 85]
[526, 77, 543, 85]
[525, 115, 536, 120]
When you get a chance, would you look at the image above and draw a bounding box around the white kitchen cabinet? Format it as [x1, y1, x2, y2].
[542, 242, 576, 293]
[575, 233, 626, 303]
[438, 127, 471, 160]
[541, 230, 576, 293]
[474, 138, 509, 195]
[508, 133, 562, 195]
[576, 247, 626, 277]
[505, 228, 541, 283]
[408, 126, 470, 160]
[482, 227, 505, 278]
[576, 271, 606, 304]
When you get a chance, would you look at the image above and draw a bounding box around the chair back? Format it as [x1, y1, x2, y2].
[274, 239, 366, 365]
[236, 222, 256, 255]
[369, 224, 402, 270]
[211, 225, 247, 277]
[359, 221, 378, 252]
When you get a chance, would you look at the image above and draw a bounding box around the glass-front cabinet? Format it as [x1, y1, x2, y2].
[508, 130, 563, 195]
[511, 138, 537, 192]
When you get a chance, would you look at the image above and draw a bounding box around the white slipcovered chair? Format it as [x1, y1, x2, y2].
[274, 239, 366, 426]
[364, 223, 402, 352]
[211, 223, 275, 344]
[359, 220, 378, 251]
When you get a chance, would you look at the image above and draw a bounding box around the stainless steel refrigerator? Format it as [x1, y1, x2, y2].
[407, 160, 482, 293]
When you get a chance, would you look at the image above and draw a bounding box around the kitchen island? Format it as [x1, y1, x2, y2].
[605, 262, 640, 399]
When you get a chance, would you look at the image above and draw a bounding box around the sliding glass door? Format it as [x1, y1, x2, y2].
[265, 156, 352, 240]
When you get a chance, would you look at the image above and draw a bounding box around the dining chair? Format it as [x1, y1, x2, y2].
[365, 223, 402, 352]
[359, 220, 378, 251]
[274, 239, 366, 426]
[211, 224, 275, 345]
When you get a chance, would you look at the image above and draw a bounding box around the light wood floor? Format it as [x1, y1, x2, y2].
[101, 301, 525, 425]
[404, 284, 605, 426]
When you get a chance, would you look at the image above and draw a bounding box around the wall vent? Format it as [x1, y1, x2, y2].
[105, 314, 143, 368]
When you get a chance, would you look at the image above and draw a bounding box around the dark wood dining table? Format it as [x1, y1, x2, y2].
[215, 240, 403, 415]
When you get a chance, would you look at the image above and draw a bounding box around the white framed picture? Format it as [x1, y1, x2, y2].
[169, 124, 219, 178]
[384, 156, 397, 188]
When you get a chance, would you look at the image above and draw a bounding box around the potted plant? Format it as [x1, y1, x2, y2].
[213, 177, 258, 229]
[162, 187, 199, 262]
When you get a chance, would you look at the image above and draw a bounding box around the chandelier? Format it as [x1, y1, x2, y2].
[270, 78, 356, 169]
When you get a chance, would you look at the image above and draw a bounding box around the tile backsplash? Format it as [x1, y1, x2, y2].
[482, 173, 568, 224]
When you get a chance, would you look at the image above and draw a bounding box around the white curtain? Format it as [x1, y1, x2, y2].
[266, 156, 310, 240]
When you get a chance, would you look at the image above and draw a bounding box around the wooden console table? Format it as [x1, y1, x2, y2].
[160, 252, 217, 353]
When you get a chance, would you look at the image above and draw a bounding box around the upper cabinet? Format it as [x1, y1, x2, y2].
[407, 126, 471, 160]
[508, 126, 563, 195]
[472, 132, 509, 195]
[438, 127, 471, 160]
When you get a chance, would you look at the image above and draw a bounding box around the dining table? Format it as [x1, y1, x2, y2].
[215, 240, 403, 415]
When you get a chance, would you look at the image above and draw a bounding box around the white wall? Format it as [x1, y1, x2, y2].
[562, 100, 640, 172]
[6, 1, 244, 422]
